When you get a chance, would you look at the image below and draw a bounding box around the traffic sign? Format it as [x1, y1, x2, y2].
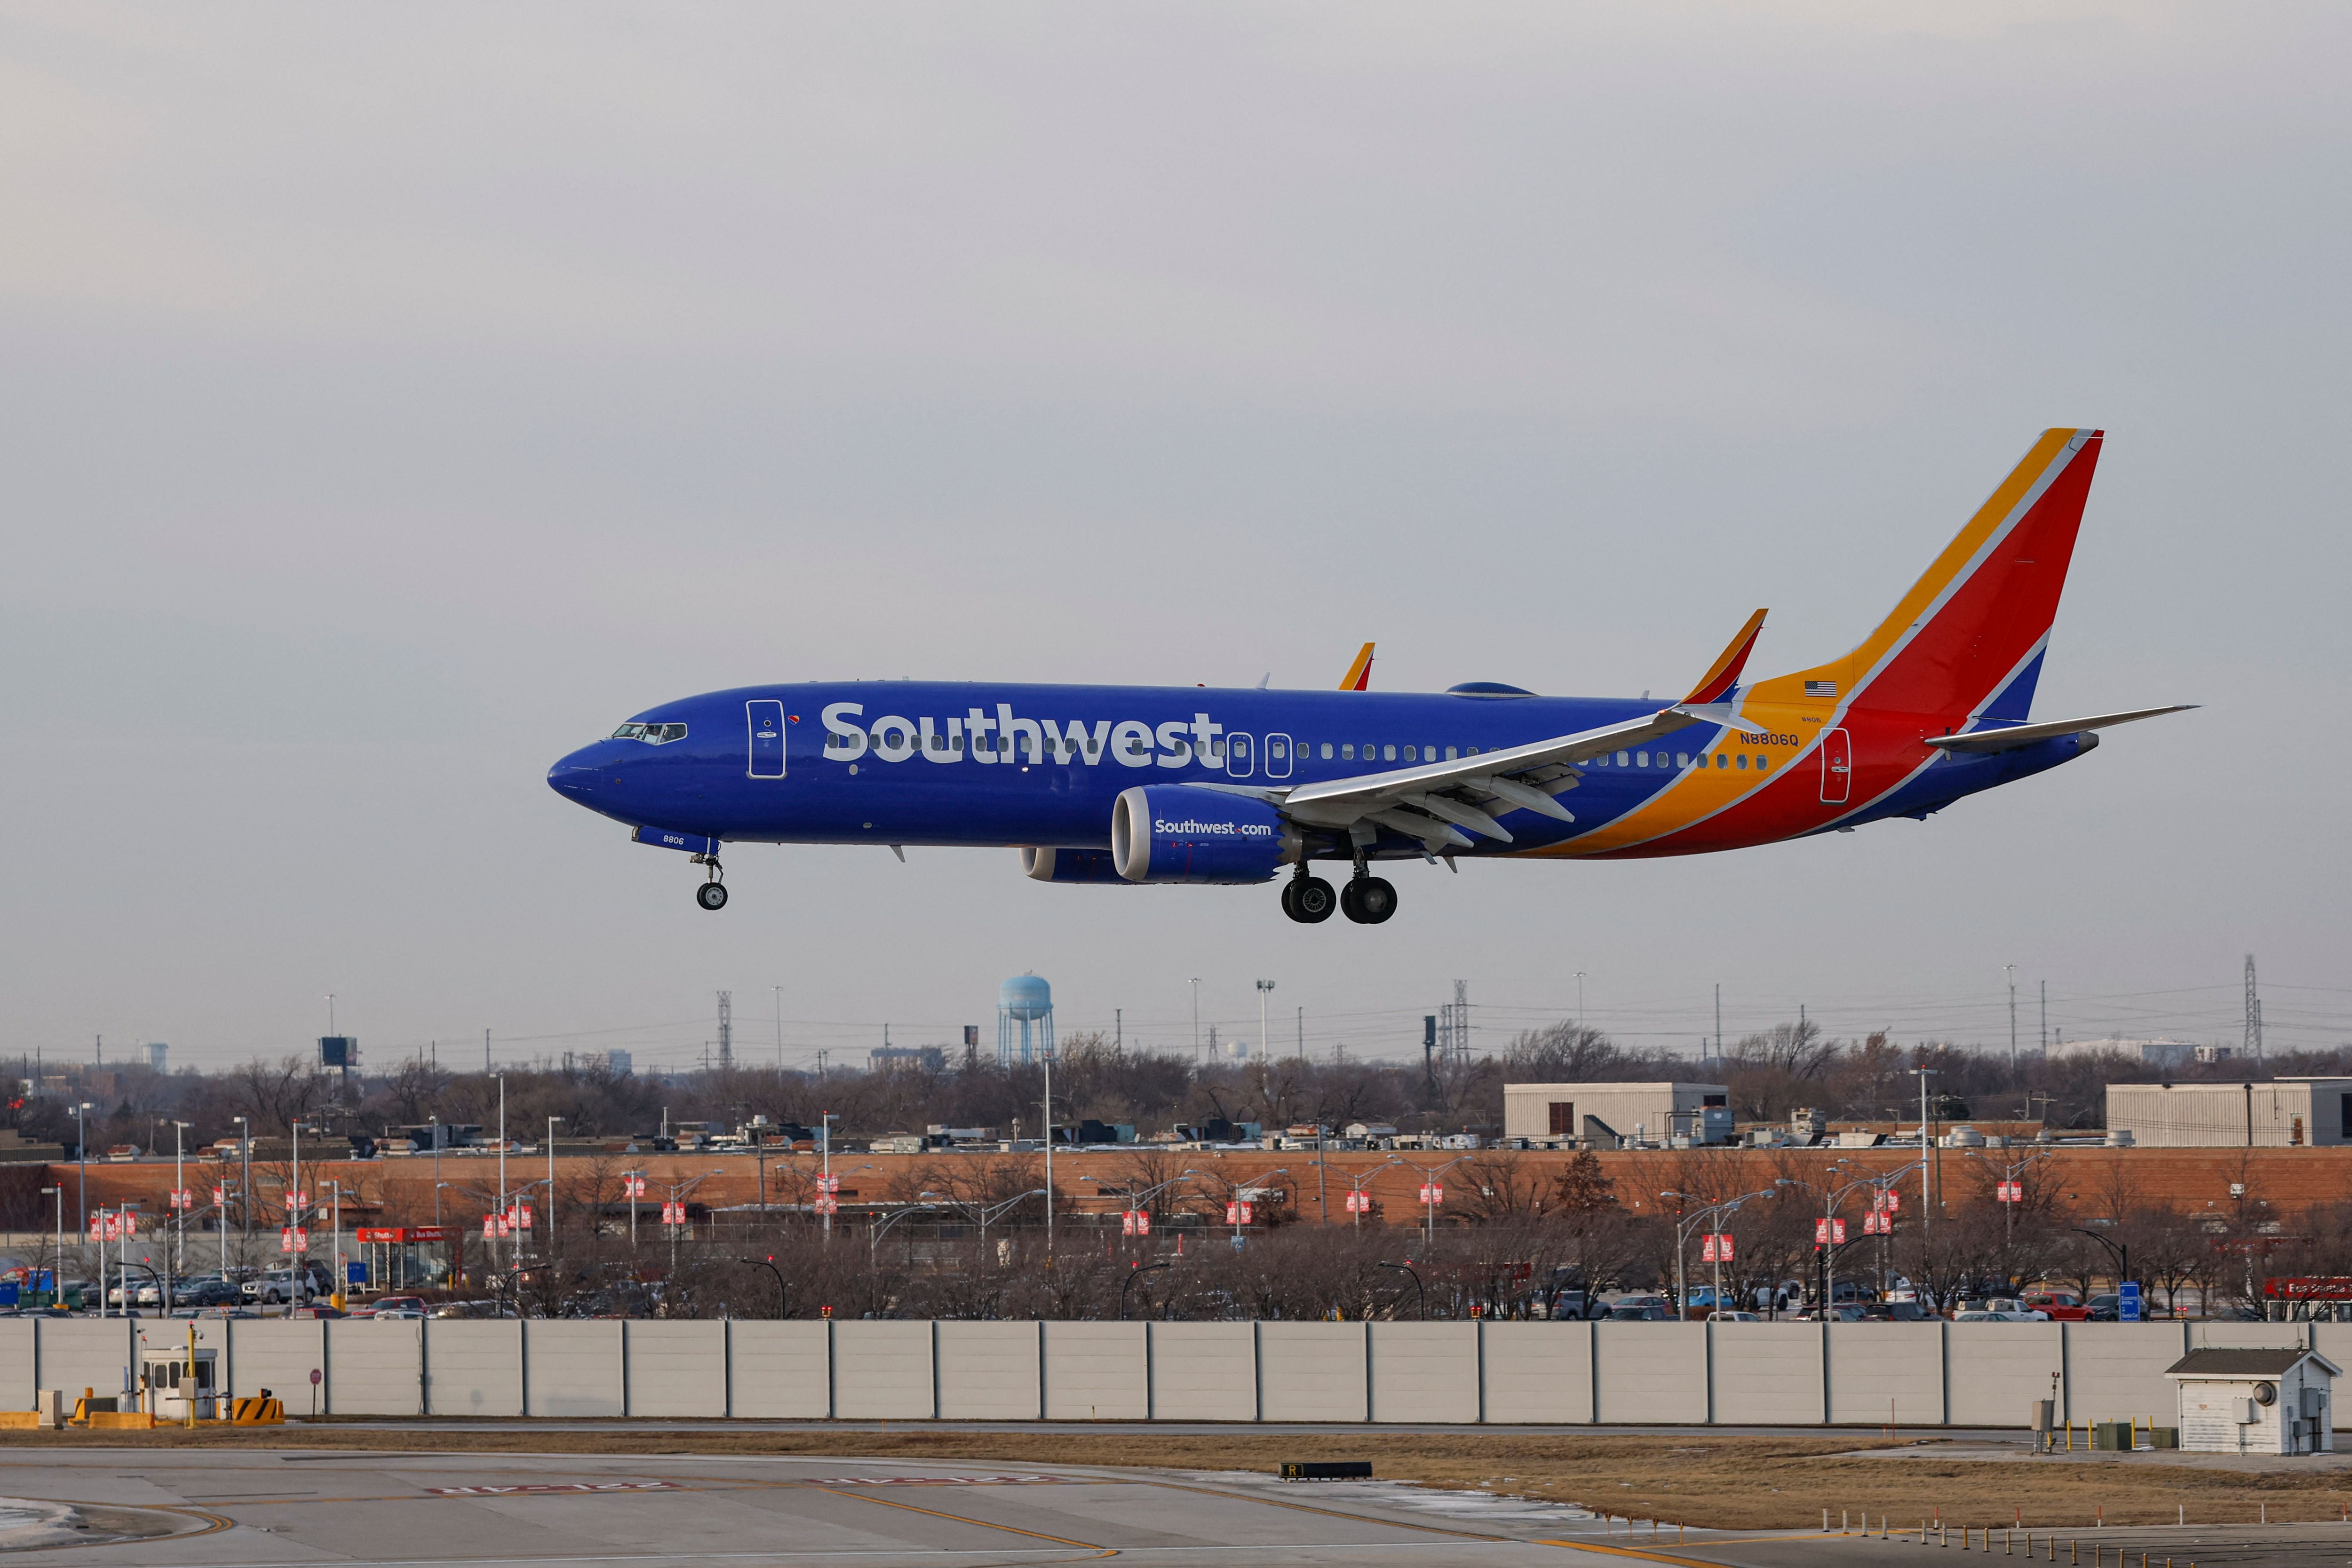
[2119, 1281, 2142, 1323]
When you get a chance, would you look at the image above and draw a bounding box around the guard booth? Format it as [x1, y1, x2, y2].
[139, 1345, 219, 1421]
[2166, 1347, 2338, 1455]
[356, 1226, 453, 1291]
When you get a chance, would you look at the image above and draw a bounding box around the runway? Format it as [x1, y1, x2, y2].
[0, 1450, 2341, 1568]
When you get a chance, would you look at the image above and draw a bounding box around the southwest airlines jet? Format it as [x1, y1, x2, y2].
[549, 430, 2188, 923]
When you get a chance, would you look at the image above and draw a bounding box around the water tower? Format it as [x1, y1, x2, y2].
[997, 974, 1054, 1067]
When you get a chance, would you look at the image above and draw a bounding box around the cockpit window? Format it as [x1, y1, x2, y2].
[611, 722, 688, 744]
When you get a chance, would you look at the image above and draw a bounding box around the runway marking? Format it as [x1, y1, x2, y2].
[430, 1482, 685, 1496]
[1535, 1539, 1734, 1567]
[805, 1476, 1077, 1488]
[1140, 1481, 1509, 1543]
[780, 1479, 1108, 1552]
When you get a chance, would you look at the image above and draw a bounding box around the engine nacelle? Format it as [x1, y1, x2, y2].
[1110, 786, 1293, 884]
[1021, 847, 1127, 884]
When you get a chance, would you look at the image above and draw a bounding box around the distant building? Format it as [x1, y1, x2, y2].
[1503, 1082, 1734, 1146]
[871, 1045, 946, 1072]
[598, 1049, 633, 1076]
[144, 1042, 168, 1072]
[2050, 1037, 2198, 1071]
[2106, 1078, 2352, 1147]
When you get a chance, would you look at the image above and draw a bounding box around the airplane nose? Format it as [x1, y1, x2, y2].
[548, 747, 604, 804]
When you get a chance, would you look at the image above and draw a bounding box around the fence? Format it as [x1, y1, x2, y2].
[2, 1317, 2341, 1427]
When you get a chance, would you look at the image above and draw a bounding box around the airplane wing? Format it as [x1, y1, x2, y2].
[1255, 615, 1773, 855]
[1339, 642, 1375, 691]
[1923, 705, 2197, 754]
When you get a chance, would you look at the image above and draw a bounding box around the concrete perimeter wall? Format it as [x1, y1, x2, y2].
[0, 1317, 2329, 1427]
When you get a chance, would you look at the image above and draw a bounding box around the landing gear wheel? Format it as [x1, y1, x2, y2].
[1341, 874, 1397, 924]
[1286, 875, 1337, 924]
[696, 881, 730, 911]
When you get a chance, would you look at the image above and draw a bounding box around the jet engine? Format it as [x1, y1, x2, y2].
[1020, 848, 1127, 883]
[1110, 786, 1294, 884]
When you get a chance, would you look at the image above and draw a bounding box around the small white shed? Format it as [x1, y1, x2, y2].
[2164, 1346, 2337, 1455]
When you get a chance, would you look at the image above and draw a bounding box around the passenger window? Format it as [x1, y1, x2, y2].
[1446, 747, 1458, 760]
[1466, 746, 1480, 756]
[1270, 739, 1287, 759]
[1341, 744, 1354, 760]
[1676, 752, 1689, 768]
[1756, 755, 1769, 772]
[1737, 754, 1749, 770]
[1637, 752, 1649, 767]
[1321, 743, 1334, 760]
[1716, 754, 1729, 769]
[1403, 745, 1416, 761]
[1383, 744, 1397, 761]
[1615, 751, 1629, 766]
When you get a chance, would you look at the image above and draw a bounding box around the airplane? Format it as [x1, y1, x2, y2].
[548, 428, 2191, 924]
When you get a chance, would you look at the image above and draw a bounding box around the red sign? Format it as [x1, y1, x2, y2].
[281, 1226, 309, 1253]
[661, 1202, 687, 1225]
[290, 1191, 310, 1208]
[511, 1203, 533, 1232]
[213, 1187, 228, 1206]
[1344, 1191, 1371, 1214]
[1996, 1181, 2024, 1204]
[1814, 1218, 1846, 1245]
[1881, 1189, 1901, 1213]
[1700, 1233, 1732, 1263]
[1418, 1183, 1443, 1205]
[817, 1175, 842, 1194]
[167, 1189, 193, 1211]
[406, 1226, 446, 1243]
[1225, 1201, 1253, 1225]
[813, 1196, 839, 1216]
[2264, 1276, 2352, 1301]
[357, 1227, 403, 1243]
[1120, 1210, 1151, 1236]
[1863, 1212, 1890, 1236]
[622, 1176, 647, 1199]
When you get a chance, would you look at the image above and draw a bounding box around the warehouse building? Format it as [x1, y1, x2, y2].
[2106, 1078, 2352, 1148]
[1502, 1082, 1733, 1147]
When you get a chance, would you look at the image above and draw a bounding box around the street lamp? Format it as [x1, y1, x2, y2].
[868, 1201, 938, 1266]
[1223, 1167, 1289, 1247]
[37, 1186, 62, 1308]
[1120, 1260, 1172, 1320]
[232, 1115, 252, 1243]
[1391, 1154, 1470, 1249]
[1255, 980, 1276, 1063]
[736, 1255, 787, 1318]
[546, 1115, 563, 1253]
[1079, 1171, 1196, 1241]
[1659, 1186, 1780, 1319]
[939, 1188, 1050, 1256]
[170, 1120, 191, 1295]
[1379, 1260, 1427, 1319]
[1964, 1147, 2055, 1294]
[73, 1101, 95, 1235]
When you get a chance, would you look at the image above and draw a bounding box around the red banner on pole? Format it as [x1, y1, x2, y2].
[1701, 1233, 1732, 1263]
[1814, 1217, 1846, 1245]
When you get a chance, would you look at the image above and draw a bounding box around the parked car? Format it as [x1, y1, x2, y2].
[2022, 1291, 2090, 1321]
[1707, 1310, 1764, 1322]
[179, 1280, 244, 1307]
[1857, 1301, 1931, 1323]
[1606, 1303, 1673, 1321]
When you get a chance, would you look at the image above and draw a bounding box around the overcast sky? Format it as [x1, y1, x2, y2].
[5, 4, 2346, 1077]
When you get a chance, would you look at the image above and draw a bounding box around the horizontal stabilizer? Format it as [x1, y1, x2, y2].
[1923, 705, 2196, 753]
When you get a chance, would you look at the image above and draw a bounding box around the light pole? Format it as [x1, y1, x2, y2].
[494, 1074, 507, 1271]
[73, 1101, 94, 1236]
[1965, 1147, 2054, 1293]
[737, 1254, 787, 1317]
[1255, 980, 1275, 1062]
[1079, 1172, 1194, 1243]
[1784, 1166, 1880, 1316]
[1907, 1067, 1939, 1254]
[38, 1186, 61, 1307]
[938, 1188, 1050, 1258]
[1224, 1167, 1290, 1246]
[869, 1200, 937, 1267]
[1334, 1163, 1391, 1232]
[233, 1115, 252, 1244]
[171, 1120, 191, 1293]
[2005, 964, 2018, 1071]
[820, 1114, 836, 1241]
[1379, 1260, 1426, 1319]
[1120, 1261, 1172, 1320]
[1659, 1186, 1780, 1318]
[1190, 978, 1202, 1063]
[1575, 972, 1586, 1033]
[546, 1115, 563, 1254]
[1393, 1154, 1470, 1249]
[1041, 1042, 1056, 1257]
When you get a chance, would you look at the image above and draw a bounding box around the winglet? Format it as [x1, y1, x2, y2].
[1339, 642, 1375, 692]
[1681, 610, 1767, 705]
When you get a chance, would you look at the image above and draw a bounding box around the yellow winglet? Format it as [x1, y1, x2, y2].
[1680, 610, 1767, 705]
[1339, 642, 1375, 691]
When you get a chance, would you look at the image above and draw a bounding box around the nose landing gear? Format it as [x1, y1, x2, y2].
[692, 854, 728, 911]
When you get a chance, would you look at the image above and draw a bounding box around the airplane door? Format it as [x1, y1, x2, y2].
[1819, 728, 1851, 804]
[1263, 733, 1294, 779]
[747, 700, 786, 779]
[1226, 734, 1255, 778]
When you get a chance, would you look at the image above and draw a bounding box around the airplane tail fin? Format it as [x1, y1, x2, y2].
[1682, 610, 1768, 705]
[1754, 429, 2104, 725]
[1339, 642, 1375, 692]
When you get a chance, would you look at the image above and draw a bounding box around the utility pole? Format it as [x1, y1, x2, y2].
[1190, 978, 1202, 1064]
[774, 985, 784, 1069]
[2005, 965, 2018, 1071]
[2039, 980, 2047, 1055]
[484, 1029, 491, 1073]
[1575, 972, 1586, 1033]
[1115, 1009, 1121, 1051]
[717, 990, 733, 1070]
[1714, 983, 1722, 1060]
[1296, 1006, 1303, 1060]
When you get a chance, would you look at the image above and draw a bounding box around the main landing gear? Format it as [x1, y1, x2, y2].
[693, 854, 728, 911]
[1279, 866, 1395, 924]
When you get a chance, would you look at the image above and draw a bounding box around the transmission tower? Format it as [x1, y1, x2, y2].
[1438, 979, 1471, 1066]
[2243, 955, 2263, 1061]
[717, 990, 733, 1070]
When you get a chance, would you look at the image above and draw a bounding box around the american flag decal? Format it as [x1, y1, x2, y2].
[1804, 679, 1838, 698]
